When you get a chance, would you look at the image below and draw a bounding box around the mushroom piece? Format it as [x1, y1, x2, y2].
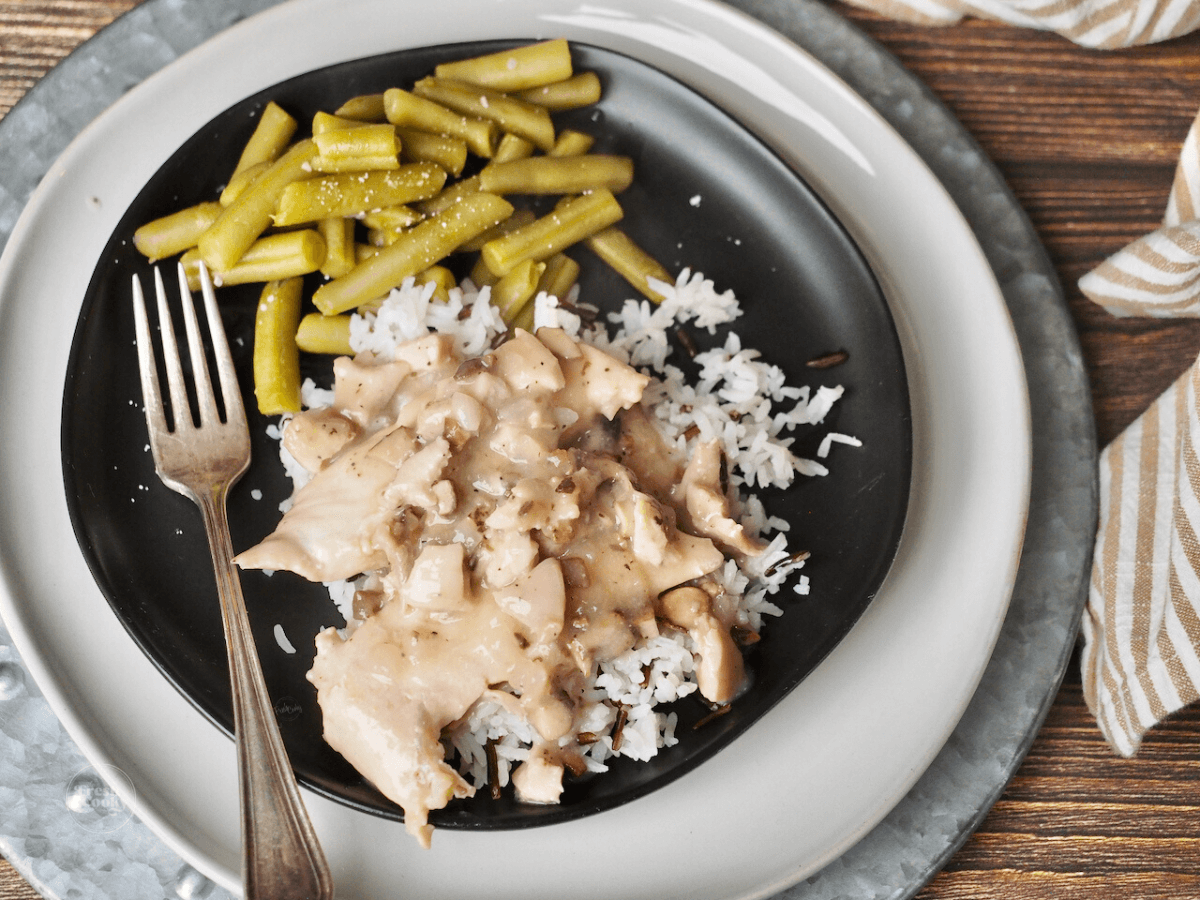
[657, 586, 745, 705]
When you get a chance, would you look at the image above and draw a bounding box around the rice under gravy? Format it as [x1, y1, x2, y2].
[255, 270, 852, 844]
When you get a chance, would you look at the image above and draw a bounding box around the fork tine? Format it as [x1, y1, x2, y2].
[195, 261, 247, 428]
[152, 267, 192, 434]
[175, 262, 220, 428]
[131, 274, 168, 440]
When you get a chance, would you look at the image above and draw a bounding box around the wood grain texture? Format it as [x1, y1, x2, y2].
[4, 1, 1200, 898]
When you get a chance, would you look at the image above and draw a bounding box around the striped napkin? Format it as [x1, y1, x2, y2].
[1078, 104, 1200, 757]
[841, 0, 1200, 46]
[837, 0, 1200, 756]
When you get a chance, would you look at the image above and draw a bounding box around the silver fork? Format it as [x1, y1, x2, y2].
[132, 262, 333, 900]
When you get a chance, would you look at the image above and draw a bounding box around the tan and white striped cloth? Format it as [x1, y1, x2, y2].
[1079, 101, 1200, 757]
[842, 0, 1200, 47]
[839, 0, 1200, 756]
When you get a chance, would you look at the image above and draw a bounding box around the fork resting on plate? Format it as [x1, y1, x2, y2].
[132, 262, 333, 900]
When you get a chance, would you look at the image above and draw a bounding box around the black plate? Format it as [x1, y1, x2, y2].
[61, 41, 910, 830]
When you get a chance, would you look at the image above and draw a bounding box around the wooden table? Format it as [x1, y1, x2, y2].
[3, 1, 1200, 897]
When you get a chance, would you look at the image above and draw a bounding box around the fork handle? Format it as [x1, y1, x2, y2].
[197, 487, 334, 900]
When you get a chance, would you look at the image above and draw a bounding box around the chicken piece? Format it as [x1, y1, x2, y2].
[490, 328, 567, 394]
[399, 542, 470, 613]
[658, 586, 745, 704]
[234, 426, 418, 581]
[677, 440, 767, 557]
[511, 752, 565, 804]
[331, 355, 411, 428]
[282, 407, 359, 473]
[493, 558, 566, 647]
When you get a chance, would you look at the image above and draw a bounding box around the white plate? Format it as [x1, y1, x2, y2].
[0, 0, 1031, 897]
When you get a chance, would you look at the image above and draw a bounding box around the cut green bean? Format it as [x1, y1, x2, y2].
[479, 155, 633, 195]
[335, 93, 387, 121]
[274, 163, 446, 225]
[549, 130, 595, 158]
[415, 174, 481, 216]
[412, 77, 555, 152]
[319, 217, 356, 279]
[313, 124, 401, 172]
[516, 72, 602, 112]
[510, 297, 536, 333]
[383, 87, 498, 158]
[536, 252, 580, 300]
[186, 229, 325, 289]
[199, 138, 318, 273]
[469, 254, 499, 288]
[458, 207, 535, 252]
[585, 226, 672, 302]
[361, 206, 422, 231]
[493, 133, 535, 164]
[232, 101, 297, 178]
[312, 111, 373, 134]
[481, 188, 623, 276]
[133, 201, 222, 262]
[394, 127, 468, 176]
[296, 312, 353, 355]
[433, 39, 572, 92]
[492, 258, 545, 321]
[219, 161, 269, 206]
[253, 277, 304, 415]
[312, 191, 514, 315]
[419, 265, 456, 303]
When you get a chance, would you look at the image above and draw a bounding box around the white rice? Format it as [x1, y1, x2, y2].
[280, 269, 851, 791]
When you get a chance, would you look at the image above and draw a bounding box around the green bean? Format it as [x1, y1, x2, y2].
[394, 127, 468, 176]
[133, 201, 222, 262]
[383, 87, 498, 158]
[312, 111, 373, 134]
[313, 124, 401, 172]
[319, 216, 356, 279]
[361, 206, 422, 231]
[458, 207, 535, 252]
[479, 155, 633, 195]
[415, 174, 481, 216]
[585, 226, 672, 302]
[334, 93, 387, 122]
[219, 161, 269, 206]
[493, 133, 535, 164]
[481, 188, 623, 276]
[253, 277, 304, 415]
[548, 130, 595, 158]
[412, 77, 555, 152]
[469, 254, 499, 288]
[186, 229, 325, 289]
[419, 265, 457, 303]
[312, 191, 514, 315]
[433, 39, 572, 92]
[296, 312, 353, 355]
[198, 138, 318, 273]
[510, 296, 536, 333]
[273, 163, 446, 225]
[536, 252, 580, 300]
[492, 258, 545, 321]
[232, 101, 297, 178]
[516, 72, 602, 112]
